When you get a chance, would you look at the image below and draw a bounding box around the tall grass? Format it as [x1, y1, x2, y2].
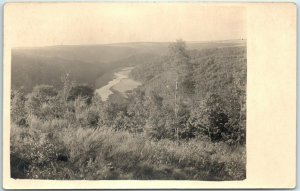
[11, 120, 245, 180]
[10, 43, 246, 180]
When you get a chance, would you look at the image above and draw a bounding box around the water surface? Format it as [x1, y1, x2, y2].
[96, 67, 141, 101]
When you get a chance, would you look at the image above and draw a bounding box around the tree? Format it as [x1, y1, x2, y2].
[188, 93, 230, 142]
[168, 39, 193, 140]
[126, 89, 148, 133]
[228, 77, 246, 144]
[144, 91, 168, 139]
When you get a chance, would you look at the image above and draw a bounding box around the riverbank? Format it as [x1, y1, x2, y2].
[96, 67, 141, 101]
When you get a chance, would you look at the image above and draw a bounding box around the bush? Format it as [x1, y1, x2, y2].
[11, 88, 28, 126]
[67, 84, 94, 104]
[10, 124, 70, 179]
[188, 94, 231, 142]
[25, 85, 59, 120]
[58, 127, 245, 180]
[11, 120, 246, 180]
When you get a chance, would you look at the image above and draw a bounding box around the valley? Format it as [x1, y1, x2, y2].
[96, 67, 141, 101]
[10, 39, 247, 180]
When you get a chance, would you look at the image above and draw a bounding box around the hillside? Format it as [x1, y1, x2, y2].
[130, 43, 247, 104]
[11, 39, 247, 180]
[11, 40, 245, 93]
[11, 52, 105, 92]
[129, 41, 246, 142]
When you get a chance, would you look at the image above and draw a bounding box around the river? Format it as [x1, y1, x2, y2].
[96, 67, 141, 101]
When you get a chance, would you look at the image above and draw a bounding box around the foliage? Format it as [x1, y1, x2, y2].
[60, 73, 74, 102]
[25, 85, 60, 120]
[11, 123, 245, 180]
[11, 88, 28, 126]
[130, 42, 246, 145]
[67, 84, 94, 104]
[188, 94, 229, 142]
[168, 40, 194, 97]
[10, 40, 246, 180]
[10, 123, 70, 179]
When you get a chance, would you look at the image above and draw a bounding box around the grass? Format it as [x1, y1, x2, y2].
[10, 119, 246, 180]
[10, 42, 246, 181]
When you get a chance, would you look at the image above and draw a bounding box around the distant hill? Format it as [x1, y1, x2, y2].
[187, 39, 246, 50]
[11, 52, 106, 93]
[11, 39, 246, 93]
[130, 40, 246, 107]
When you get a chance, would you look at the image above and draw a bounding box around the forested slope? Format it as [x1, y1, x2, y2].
[10, 40, 246, 180]
[131, 45, 246, 102]
[11, 44, 163, 93]
[11, 40, 245, 93]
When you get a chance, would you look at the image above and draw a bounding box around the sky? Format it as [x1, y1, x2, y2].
[5, 3, 246, 47]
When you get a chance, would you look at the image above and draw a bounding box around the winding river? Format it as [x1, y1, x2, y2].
[96, 67, 141, 101]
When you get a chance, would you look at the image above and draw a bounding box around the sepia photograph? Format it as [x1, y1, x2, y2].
[3, 2, 296, 189]
[8, 3, 247, 181]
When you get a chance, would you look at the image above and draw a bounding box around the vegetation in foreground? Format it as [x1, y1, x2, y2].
[10, 40, 246, 180]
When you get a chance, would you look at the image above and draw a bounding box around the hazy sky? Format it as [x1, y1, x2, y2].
[5, 3, 246, 47]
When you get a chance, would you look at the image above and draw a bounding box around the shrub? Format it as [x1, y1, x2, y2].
[86, 109, 100, 127]
[11, 121, 246, 180]
[10, 124, 70, 179]
[188, 94, 235, 143]
[25, 85, 59, 120]
[67, 84, 94, 104]
[11, 88, 28, 126]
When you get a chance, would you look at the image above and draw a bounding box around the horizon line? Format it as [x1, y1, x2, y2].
[12, 38, 247, 49]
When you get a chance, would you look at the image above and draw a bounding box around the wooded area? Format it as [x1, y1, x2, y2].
[10, 40, 246, 180]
